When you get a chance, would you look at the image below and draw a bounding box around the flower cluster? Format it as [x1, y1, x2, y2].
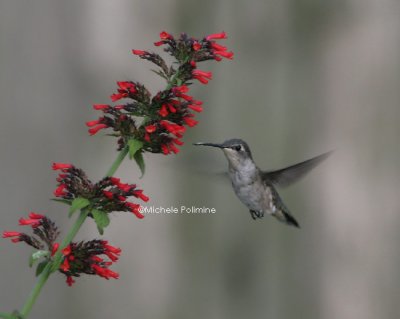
[88, 31, 233, 156]
[2, 212, 59, 249]
[2, 213, 120, 286]
[60, 240, 120, 286]
[52, 162, 148, 219]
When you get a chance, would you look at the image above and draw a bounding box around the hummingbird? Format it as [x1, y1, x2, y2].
[194, 139, 331, 228]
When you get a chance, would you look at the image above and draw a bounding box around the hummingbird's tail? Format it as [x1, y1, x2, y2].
[273, 209, 300, 228]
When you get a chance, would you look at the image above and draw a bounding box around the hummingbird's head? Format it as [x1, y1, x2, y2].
[194, 138, 253, 169]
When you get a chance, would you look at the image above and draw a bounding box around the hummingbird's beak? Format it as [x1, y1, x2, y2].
[193, 142, 224, 149]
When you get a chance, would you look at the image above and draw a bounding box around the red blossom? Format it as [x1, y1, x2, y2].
[2, 231, 22, 238]
[28, 212, 45, 220]
[18, 218, 41, 227]
[193, 42, 202, 51]
[60, 258, 70, 272]
[144, 133, 151, 142]
[214, 50, 234, 60]
[172, 138, 184, 146]
[93, 104, 110, 110]
[125, 202, 144, 219]
[193, 75, 209, 84]
[161, 144, 169, 155]
[158, 104, 169, 117]
[52, 163, 73, 171]
[145, 124, 157, 133]
[172, 85, 189, 94]
[54, 184, 67, 197]
[154, 41, 164, 46]
[88, 124, 108, 136]
[192, 70, 212, 79]
[133, 190, 150, 202]
[86, 119, 103, 127]
[160, 31, 173, 40]
[132, 49, 146, 56]
[110, 177, 120, 185]
[66, 276, 75, 286]
[160, 120, 186, 136]
[103, 190, 114, 199]
[117, 81, 136, 92]
[188, 104, 203, 112]
[183, 117, 198, 127]
[168, 143, 179, 154]
[206, 31, 227, 41]
[210, 42, 228, 51]
[51, 243, 60, 256]
[62, 245, 72, 256]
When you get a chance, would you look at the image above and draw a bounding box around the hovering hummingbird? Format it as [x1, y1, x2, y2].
[194, 139, 331, 228]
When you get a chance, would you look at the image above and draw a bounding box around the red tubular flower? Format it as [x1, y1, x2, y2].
[176, 93, 193, 101]
[161, 144, 169, 155]
[167, 103, 176, 113]
[210, 42, 228, 51]
[132, 49, 146, 56]
[206, 31, 227, 40]
[110, 177, 120, 185]
[93, 104, 110, 110]
[160, 120, 186, 136]
[190, 60, 197, 68]
[192, 70, 213, 79]
[168, 143, 179, 154]
[188, 104, 203, 112]
[160, 31, 173, 40]
[103, 190, 114, 199]
[2, 231, 22, 238]
[18, 218, 41, 227]
[193, 76, 209, 84]
[60, 258, 70, 272]
[28, 212, 45, 220]
[183, 117, 198, 127]
[88, 124, 108, 136]
[51, 243, 60, 256]
[133, 190, 150, 202]
[193, 42, 202, 51]
[214, 50, 234, 60]
[110, 92, 127, 102]
[145, 124, 157, 133]
[52, 163, 73, 171]
[144, 133, 150, 142]
[154, 41, 164, 46]
[172, 85, 189, 94]
[86, 119, 103, 127]
[54, 184, 67, 197]
[66, 276, 75, 286]
[103, 243, 121, 255]
[62, 245, 72, 256]
[172, 138, 184, 146]
[117, 81, 136, 92]
[125, 202, 144, 219]
[158, 104, 169, 117]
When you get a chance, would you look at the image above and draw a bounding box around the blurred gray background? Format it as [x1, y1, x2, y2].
[1, 0, 400, 318]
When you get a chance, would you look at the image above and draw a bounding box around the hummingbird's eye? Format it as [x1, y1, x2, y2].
[234, 145, 242, 151]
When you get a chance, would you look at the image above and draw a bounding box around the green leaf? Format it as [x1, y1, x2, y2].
[92, 209, 110, 235]
[35, 260, 48, 277]
[134, 151, 145, 178]
[29, 250, 49, 268]
[68, 197, 90, 217]
[128, 138, 143, 160]
[51, 198, 72, 205]
[0, 312, 15, 319]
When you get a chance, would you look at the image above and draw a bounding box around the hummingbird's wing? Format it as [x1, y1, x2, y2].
[261, 151, 332, 187]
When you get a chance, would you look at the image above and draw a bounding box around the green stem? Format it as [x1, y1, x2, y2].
[19, 148, 129, 318]
[105, 146, 129, 177]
